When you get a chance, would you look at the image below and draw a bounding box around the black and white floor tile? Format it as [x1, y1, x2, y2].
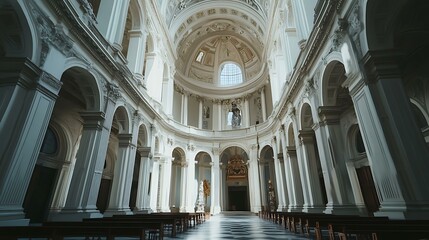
[164, 211, 308, 240]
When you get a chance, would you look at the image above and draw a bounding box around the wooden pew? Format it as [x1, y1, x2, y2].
[110, 213, 183, 237]
[1, 221, 164, 240]
[334, 220, 429, 240]
[307, 215, 387, 240]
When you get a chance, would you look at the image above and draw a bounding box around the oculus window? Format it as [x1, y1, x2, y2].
[219, 63, 243, 86]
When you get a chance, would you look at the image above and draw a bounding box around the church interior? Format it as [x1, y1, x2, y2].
[1, 0, 429, 239]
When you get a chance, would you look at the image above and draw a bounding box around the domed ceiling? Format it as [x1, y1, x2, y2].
[159, 0, 271, 98]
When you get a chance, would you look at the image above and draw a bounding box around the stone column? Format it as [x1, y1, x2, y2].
[185, 150, 197, 212]
[291, 0, 316, 42]
[0, 58, 61, 226]
[244, 97, 250, 127]
[135, 147, 152, 213]
[179, 162, 187, 212]
[260, 88, 267, 121]
[149, 157, 160, 212]
[272, 139, 287, 211]
[316, 106, 362, 215]
[53, 84, 118, 221]
[286, 147, 304, 212]
[97, 0, 130, 48]
[198, 98, 203, 129]
[159, 157, 173, 212]
[211, 150, 221, 214]
[348, 50, 429, 219]
[258, 161, 268, 209]
[249, 145, 262, 213]
[126, 30, 147, 84]
[105, 134, 135, 216]
[213, 100, 222, 130]
[142, 52, 156, 89]
[278, 153, 289, 211]
[298, 130, 325, 213]
[181, 93, 188, 125]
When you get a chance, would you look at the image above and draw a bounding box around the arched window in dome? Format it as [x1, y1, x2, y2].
[219, 63, 243, 86]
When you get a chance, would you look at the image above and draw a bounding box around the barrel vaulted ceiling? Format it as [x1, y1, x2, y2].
[156, 0, 272, 98]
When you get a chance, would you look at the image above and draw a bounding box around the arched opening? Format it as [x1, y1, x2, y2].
[0, 1, 33, 59]
[130, 124, 150, 212]
[220, 146, 249, 211]
[299, 103, 328, 210]
[23, 126, 62, 223]
[259, 145, 277, 212]
[219, 62, 243, 86]
[99, 106, 131, 215]
[285, 123, 304, 211]
[195, 152, 212, 213]
[170, 148, 185, 212]
[24, 66, 101, 222]
[348, 125, 380, 216]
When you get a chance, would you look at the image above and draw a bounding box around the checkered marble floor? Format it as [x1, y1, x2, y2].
[164, 211, 308, 240]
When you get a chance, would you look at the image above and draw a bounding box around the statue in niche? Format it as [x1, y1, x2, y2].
[203, 106, 210, 118]
[268, 179, 276, 212]
[231, 103, 241, 128]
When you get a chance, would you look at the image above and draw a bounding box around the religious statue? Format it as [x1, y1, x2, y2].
[203, 179, 210, 205]
[196, 180, 205, 212]
[268, 179, 276, 212]
[231, 103, 241, 127]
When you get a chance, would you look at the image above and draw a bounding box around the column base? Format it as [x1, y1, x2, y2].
[49, 209, 103, 221]
[302, 204, 325, 213]
[323, 203, 367, 216]
[277, 205, 288, 212]
[288, 204, 303, 212]
[211, 206, 221, 215]
[375, 202, 429, 220]
[103, 208, 133, 217]
[133, 208, 153, 214]
[160, 207, 171, 213]
[0, 210, 29, 226]
[251, 205, 262, 213]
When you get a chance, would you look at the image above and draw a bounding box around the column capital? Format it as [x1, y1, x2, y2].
[298, 130, 314, 144]
[138, 146, 151, 157]
[118, 133, 133, 147]
[363, 50, 404, 84]
[278, 153, 284, 163]
[0, 58, 62, 96]
[80, 111, 105, 130]
[286, 146, 297, 157]
[318, 106, 341, 125]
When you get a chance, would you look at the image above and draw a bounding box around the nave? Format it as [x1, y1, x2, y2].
[165, 212, 306, 240]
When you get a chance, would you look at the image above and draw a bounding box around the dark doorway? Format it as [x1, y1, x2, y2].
[23, 165, 58, 223]
[356, 166, 380, 216]
[97, 178, 112, 213]
[129, 152, 141, 210]
[228, 186, 249, 211]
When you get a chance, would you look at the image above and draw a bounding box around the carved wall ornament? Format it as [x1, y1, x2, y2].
[77, 0, 98, 24]
[40, 71, 63, 92]
[30, 1, 75, 66]
[106, 82, 121, 101]
[331, 18, 348, 52]
[167, 138, 174, 146]
[304, 78, 316, 97]
[227, 156, 247, 180]
[187, 144, 195, 151]
[348, 3, 363, 57]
